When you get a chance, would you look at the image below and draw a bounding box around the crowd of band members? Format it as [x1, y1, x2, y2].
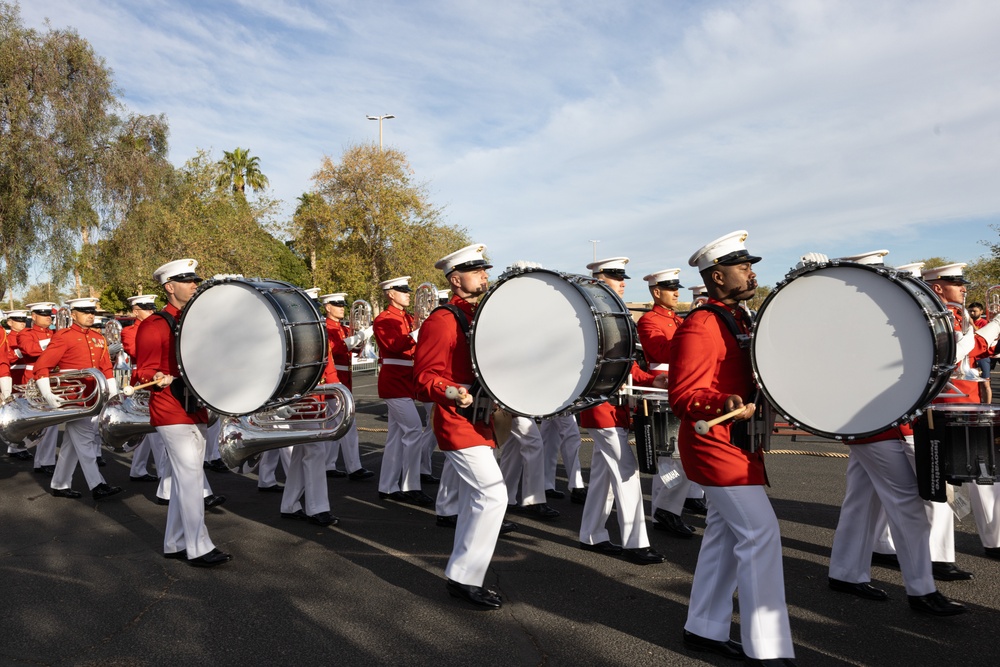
[4, 232, 1000, 665]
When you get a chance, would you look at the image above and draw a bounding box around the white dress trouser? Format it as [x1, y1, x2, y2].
[829, 439, 935, 596]
[686, 485, 794, 661]
[499, 416, 546, 506]
[51, 416, 105, 491]
[203, 419, 221, 461]
[443, 446, 507, 586]
[579, 427, 649, 549]
[969, 482, 1000, 549]
[29, 426, 59, 467]
[378, 397, 423, 494]
[156, 450, 213, 501]
[420, 401, 437, 475]
[282, 443, 331, 515]
[258, 447, 292, 487]
[129, 432, 166, 478]
[435, 458, 459, 516]
[326, 421, 363, 473]
[651, 455, 694, 515]
[158, 424, 215, 559]
[539, 415, 584, 490]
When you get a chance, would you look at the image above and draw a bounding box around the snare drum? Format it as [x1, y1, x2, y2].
[633, 396, 680, 474]
[752, 261, 955, 440]
[914, 404, 1000, 501]
[470, 268, 635, 419]
[177, 278, 327, 416]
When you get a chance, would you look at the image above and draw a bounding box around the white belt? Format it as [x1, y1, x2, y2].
[334, 365, 350, 371]
[11, 364, 28, 370]
[649, 363, 669, 371]
[24, 364, 33, 371]
[382, 359, 413, 367]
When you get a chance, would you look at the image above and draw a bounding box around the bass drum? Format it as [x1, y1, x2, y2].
[752, 261, 955, 440]
[177, 278, 327, 416]
[470, 268, 635, 419]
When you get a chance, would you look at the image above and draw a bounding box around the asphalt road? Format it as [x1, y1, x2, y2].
[1, 371, 998, 666]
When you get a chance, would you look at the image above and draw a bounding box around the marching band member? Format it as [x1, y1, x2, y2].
[668, 231, 796, 664]
[827, 253, 966, 618]
[135, 259, 230, 567]
[637, 268, 699, 538]
[416, 289, 453, 486]
[374, 276, 433, 506]
[34, 298, 123, 501]
[689, 284, 709, 309]
[578, 257, 666, 565]
[539, 415, 587, 504]
[7, 308, 57, 473]
[319, 292, 373, 480]
[500, 416, 560, 519]
[8, 303, 58, 464]
[414, 243, 507, 609]
[123, 295, 164, 483]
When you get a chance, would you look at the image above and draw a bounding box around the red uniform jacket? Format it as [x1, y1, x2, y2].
[637, 304, 681, 375]
[15, 326, 52, 382]
[668, 298, 766, 486]
[935, 306, 991, 406]
[134, 304, 208, 427]
[325, 318, 353, 391]
[0, 329, 10, 378]
[121, 322, 139, 359]
[373, 305, 415, 399]
[414, 295, 494, 451]
[33, 323, 113, 380]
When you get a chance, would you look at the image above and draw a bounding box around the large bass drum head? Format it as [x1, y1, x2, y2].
[753, 264, 939, 438]
[472, 271, 600, 417]
[178, 281, 288, 415]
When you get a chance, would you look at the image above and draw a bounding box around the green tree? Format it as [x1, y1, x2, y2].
[215, 147, 269, 196]
[301, 142, 470, 304]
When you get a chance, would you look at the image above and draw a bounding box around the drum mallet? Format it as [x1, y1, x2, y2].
[122, 378, 167, 396]
[444, 386, 468, 401]
[694, 407, 747, 435]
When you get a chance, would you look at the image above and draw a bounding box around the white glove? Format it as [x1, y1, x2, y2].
[410, 328, 420, 343]
[362, 326, 373, 339]
[955, 329, 977, 362]
[794, 252, 829, 269]
[976, 315, 1000, 350]
[106, 377, 119, 398]
[0, 376, 12, 400]
[34, 377, 63, 408]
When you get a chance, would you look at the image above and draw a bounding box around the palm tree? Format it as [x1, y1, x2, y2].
[215, 147, 270, 195]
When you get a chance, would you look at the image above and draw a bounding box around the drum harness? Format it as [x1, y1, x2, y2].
[437, 304, 495, 425]
[150, 310, 202, 415]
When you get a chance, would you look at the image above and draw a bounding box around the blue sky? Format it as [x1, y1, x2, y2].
[20, 0, 1000, 301]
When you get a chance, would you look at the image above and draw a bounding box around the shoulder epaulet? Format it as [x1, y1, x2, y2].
[696, 304, 746, 342]
[438, 304, 471, 338]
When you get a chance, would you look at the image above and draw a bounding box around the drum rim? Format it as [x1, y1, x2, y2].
[469, 267, 635, 419]
[176, 277, 327, 416]
[751, 260, 956, 440]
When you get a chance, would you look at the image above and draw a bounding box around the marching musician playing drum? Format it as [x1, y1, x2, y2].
[667, 231, 796, 665]
[135, 259, 231, 567]
[123, 294, 164, 483]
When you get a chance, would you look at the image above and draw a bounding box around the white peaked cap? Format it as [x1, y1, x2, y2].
[643, 268, 683, 288]
[6, 310, 28, 318]
[689, 230, 761, 272]
[437, 289, 450, 300]
[304, 287, 320, 299]
[153, 258, 201, 285]
[127, 294, 157, 308]
[320, 292, 348, 304]
[66, 297, 99, 309]
[894, 262, 925, 274]
[839, 249, 889, 265]
[922, 263, 970, 284]
[435, 243, 491, 275]
[25, 302, 57, 313]
[586, 257, 630, 278]
[378, 276, 411, 291]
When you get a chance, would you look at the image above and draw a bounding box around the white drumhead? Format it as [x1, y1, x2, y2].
[754, 266, 934, 435]
[473, 272, 599, 416]
[178, 282, 285, 415]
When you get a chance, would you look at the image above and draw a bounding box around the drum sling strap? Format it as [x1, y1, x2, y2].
[438, 304, 493, 425]
[697, 304, 770, 453]
[150, 310, 201, 415]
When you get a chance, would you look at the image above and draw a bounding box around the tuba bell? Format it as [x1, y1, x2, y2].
[218, 383, 355, 468]
[98, 390, 154, 450]
[413, 282, 438, 331]
[0, 369, 110, 445]
[351, 299, 376, 359]
[55, 306, 72, 330]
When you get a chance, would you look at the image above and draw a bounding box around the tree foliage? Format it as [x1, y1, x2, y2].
[215, 146, 269, 195]
[292, 142, 470, 304]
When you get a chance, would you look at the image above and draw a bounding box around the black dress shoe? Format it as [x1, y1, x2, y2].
[204, 459, 230, 473]
[326, 469, 347, 478]
[96, 456, 106, 467]
[348, 468, 374, 481]
[745, 659, 797, 666]
[204, 494, 226, 508]
[155, 497, 169, 506]
[8, 450, 33, 461]
[258, 484, 284, 493]
[871, 552, 900, 568]
[281, 509, 308, 521]
[420, 473, 440, 485]
[130, 473, 159, 482]
[436, 515, 458, 528]
[580, 540, 623, 555]
[510, 502, 560, 520]
[570, 487, 587, 504]
[91, 483, 123, 500]
[308, 511, 339, 526]
[908, 590, 967, 616]
[187, 548, 232, 568]
[379, 491, 407, 502]
[985, 546, 1000, 560]
[163, 550, 187, 559]
[932, 561, 973, 581]
[499, 520, 518, 535]
[683, 497, 708, 515]
[653, 508, 695, 538]
[682, 630, 746, 660]
[545, 488, 566, 500]
[33, 465, 55, 475]
[624, 547, 666, 565]
[446, 579, 502, 609]
[401, 490, 435, 506]
[828, 577, 888, 601]
[52, 488, 82, 498]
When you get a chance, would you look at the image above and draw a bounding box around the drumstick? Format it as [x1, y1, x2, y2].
[444, 386, 468, 400]
[694, 407, 747, 435]
[122, 378, 167, 396]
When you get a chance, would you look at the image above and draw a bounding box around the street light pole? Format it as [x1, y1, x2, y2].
[589, 240, 600, 262]
[366, 114, 395, 150]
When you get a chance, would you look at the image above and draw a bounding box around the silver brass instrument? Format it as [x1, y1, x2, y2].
[0, 369, 110, 445]
[99, 390, 153, 450]
[218, 383, 356, 468]
[103, 318, 123, 358]
[987, 285, 1000, 319]
[413, 282, 439, 330]
[350, 299, 375, 359]
[55, 306, 72, 330]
